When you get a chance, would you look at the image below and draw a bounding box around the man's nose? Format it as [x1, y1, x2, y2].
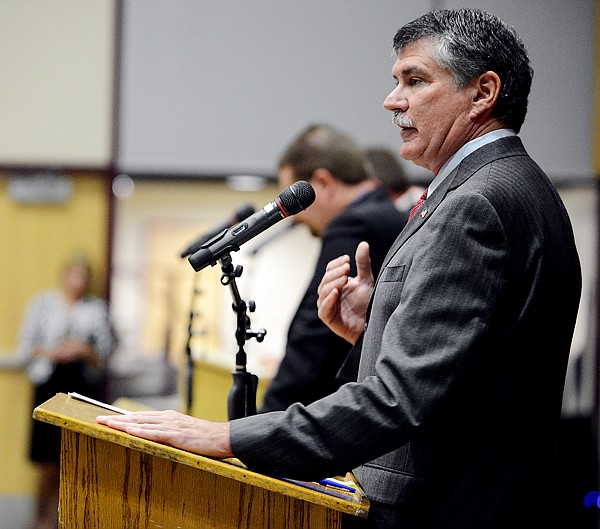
[383, 88, 408, 112]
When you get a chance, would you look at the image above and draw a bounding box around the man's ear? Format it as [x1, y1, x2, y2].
[469, 70, 501, 120]
[310, 168, 335, 191]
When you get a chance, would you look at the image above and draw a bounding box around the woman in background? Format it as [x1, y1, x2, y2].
[17, 255, 115, 529]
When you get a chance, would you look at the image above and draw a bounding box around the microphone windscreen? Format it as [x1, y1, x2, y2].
[278, 180, 316, 215]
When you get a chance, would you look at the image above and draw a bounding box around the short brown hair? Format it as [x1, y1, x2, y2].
[279, 124, 370, 185]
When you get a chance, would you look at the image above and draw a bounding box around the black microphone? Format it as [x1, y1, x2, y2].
[188, 180, 315, 272]
[179, 203, 256, 258]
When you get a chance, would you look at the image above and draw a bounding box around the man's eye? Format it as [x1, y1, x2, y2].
[409, 78, 422, 86]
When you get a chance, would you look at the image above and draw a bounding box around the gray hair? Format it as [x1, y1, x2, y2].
[393, 9, 533, 133]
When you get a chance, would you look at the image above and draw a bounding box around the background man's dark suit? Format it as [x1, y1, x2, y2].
[231, 136, 582, 528]
[261, 186, 407, 411]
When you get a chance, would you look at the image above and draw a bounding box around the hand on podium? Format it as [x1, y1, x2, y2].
[96, 410, 234, 459]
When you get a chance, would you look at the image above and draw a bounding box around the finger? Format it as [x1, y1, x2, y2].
[324, 253, 351, 272]
[103, 420, 178, 446]
[320, 255, 351, 287]
[317, 287, 340, 323]
[122, 424, 180, 445]
[317, 260, 350, 297]
[317, 274, 348, 305]
[97, 415, 140, 428]
[123, 425, 166, 442]
[355, 241, 374, 282]
[97, 411, 166, 427]
[123, 410, 180, 422]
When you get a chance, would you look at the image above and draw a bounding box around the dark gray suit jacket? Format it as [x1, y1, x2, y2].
[231, 137, 581, 528]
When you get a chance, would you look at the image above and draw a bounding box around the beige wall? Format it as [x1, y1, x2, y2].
[0, 0, 116, 166]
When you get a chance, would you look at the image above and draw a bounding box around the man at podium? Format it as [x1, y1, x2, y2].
[98, 9, 581, 529]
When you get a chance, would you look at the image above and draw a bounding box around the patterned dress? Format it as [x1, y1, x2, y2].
[17, 290, 115, 463]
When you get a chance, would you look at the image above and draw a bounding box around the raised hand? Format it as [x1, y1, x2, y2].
[317, 241, 374, 345]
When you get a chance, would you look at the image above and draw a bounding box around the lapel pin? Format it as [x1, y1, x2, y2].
[420, 209, 428, 219]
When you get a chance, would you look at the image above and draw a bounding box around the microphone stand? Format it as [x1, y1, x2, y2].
[184, 276, 202, 415]
[219, 253, 265, 420]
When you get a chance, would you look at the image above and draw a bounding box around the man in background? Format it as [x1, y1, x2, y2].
[364, 145, 426, 216]
[260, 124, 407, 411]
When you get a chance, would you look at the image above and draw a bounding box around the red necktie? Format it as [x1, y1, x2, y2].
[408, 190, 428, 222]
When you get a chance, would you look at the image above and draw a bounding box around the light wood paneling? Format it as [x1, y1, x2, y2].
[0, 371, 35, 494]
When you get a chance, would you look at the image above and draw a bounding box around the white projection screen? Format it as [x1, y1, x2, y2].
[117, 0, 595, 182]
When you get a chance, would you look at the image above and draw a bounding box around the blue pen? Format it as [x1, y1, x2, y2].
[318, 478, 356, 493]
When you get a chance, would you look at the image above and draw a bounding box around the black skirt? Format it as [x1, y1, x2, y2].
[29, 361, 100, 464]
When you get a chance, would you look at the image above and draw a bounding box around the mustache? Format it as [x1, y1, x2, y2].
[392, 112, 414, 128]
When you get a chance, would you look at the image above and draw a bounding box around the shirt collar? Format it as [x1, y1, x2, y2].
[427, 129, 516, 197]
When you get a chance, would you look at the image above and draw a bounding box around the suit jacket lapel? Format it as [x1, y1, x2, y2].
[380, 136, 526, 273]
[375, 170, 453, 284]
[365, 136, 527, 322]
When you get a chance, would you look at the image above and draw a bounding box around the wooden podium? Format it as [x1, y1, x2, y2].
[33, 393, 369, 528]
